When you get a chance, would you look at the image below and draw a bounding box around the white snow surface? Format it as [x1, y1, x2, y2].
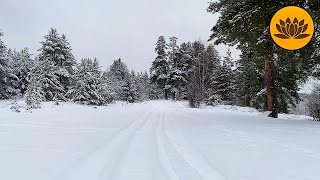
[0, 100, 319, 180]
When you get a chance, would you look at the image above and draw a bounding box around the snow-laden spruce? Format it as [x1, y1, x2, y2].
[25, 77, 45, 109]
[150, 36, 170, 99]
[36, 28, 76, 101]
[0, 31, 18, 99]
[167, 37, 189, 100]
[105, 58, 130, 101]
[8, 48, 35, 95]
[211, 48, 235, 105]
[66, 58, 114, 105]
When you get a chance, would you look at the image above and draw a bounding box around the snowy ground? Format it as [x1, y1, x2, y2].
[0, 100, 319, 180]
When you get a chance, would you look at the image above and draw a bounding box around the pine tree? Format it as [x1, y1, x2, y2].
[178, 42, 194, 99]
[135, 71, 151, 101]
[167, 37, 189, 100]
[37, 28, 76, 101]
[150, 36, 169, 99]
[0, 31, 17, 99]
[274, 47, 307, 113]
[206, 44, 222, 104]
[66, 58, 113, 105]
[235, 43, 264, 108]
[211, 49, 235, 104]
[25, 77, 45, 109]
[9, 48, 35, 95]
[57, 34, 76, 90]
[122, 71, 139, 103]
[207, 0, 320, 117]
[105, 58, 130, 100]
[36, 55, 64, 101]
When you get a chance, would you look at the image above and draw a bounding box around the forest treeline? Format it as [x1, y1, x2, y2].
[0, 28, 319, 120]
[0, 1, 319, 120]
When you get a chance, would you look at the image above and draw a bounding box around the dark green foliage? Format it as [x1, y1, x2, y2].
[150, 36, 169, 99]
[211, 49, 235, 104]
[235, 44, 264, 109]
[208, 0, 320, 113]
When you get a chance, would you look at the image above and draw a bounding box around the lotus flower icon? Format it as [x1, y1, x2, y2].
[274, 17, 310, 39]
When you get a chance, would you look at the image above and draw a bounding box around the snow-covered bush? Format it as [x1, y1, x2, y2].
[66, 58, 114, 106]
[25, 78, 45, 109]
[10, 101, 22, 112]
[307, 86, 320, 121]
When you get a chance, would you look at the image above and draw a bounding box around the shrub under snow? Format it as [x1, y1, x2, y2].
[307, 86, 320, 121]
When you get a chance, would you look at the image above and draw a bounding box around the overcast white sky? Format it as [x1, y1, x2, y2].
[0, 0, 240, 72]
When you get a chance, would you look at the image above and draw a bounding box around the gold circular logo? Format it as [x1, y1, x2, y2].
[270, 6, 314, 50]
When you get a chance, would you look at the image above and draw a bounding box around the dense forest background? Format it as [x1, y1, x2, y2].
[0, 1, 319, 120]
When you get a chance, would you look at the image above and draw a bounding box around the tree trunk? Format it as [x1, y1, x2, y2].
[245, 94, 251, 107]
[265, 52, 278, 118]
[262, 0, 278, 118]
[164, 89, 168, 100]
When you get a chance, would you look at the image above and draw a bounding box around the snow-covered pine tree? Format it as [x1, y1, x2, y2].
[169, 42, 192, 100]
[149, 83, 162, 100]
[273, 47, 309, 113]
[122, 71, 139, 103]
[25, 77, 45, 109]
[207, 0, 320, 117]
[37, 28, 76, 101]
[99, 71, 115, 104]
[57, 34, 76, 90]
[211, 48, 235, 104]
[91, 58, 114, 105]
[0, 31, 18, 99]
[9, 48, 35, 95]
[167, 37, 188, 100]
[150, 36, 169, 99]
[36, 54, 64, 101]
[135, 71, 151, 101]
[168, 37, 179, 56]
[206, 44, 222, 105]
[105, 58, 130, 100]
[179, 42, 194, 95]
[235, 43, 264, 108]
[66, 58, 113, 105]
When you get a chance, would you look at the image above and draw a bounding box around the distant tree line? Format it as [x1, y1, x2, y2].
[0, 28, 151, 109]
[0, 25, 319, 120]
[149, 34, 319, 120]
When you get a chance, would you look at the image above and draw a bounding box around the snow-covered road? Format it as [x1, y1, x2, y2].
[0, 100, 319, 180]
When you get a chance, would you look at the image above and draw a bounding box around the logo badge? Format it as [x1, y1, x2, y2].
[270, 6, 314, 50]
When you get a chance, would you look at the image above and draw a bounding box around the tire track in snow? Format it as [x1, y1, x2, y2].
[103, 111, 181, 180]
[161, 111, 227, 180]
[54, 110, 152, 180]
[152, 112, 182, 180]
[96, 110, 152, 180]
[157, 112, 202, 180]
